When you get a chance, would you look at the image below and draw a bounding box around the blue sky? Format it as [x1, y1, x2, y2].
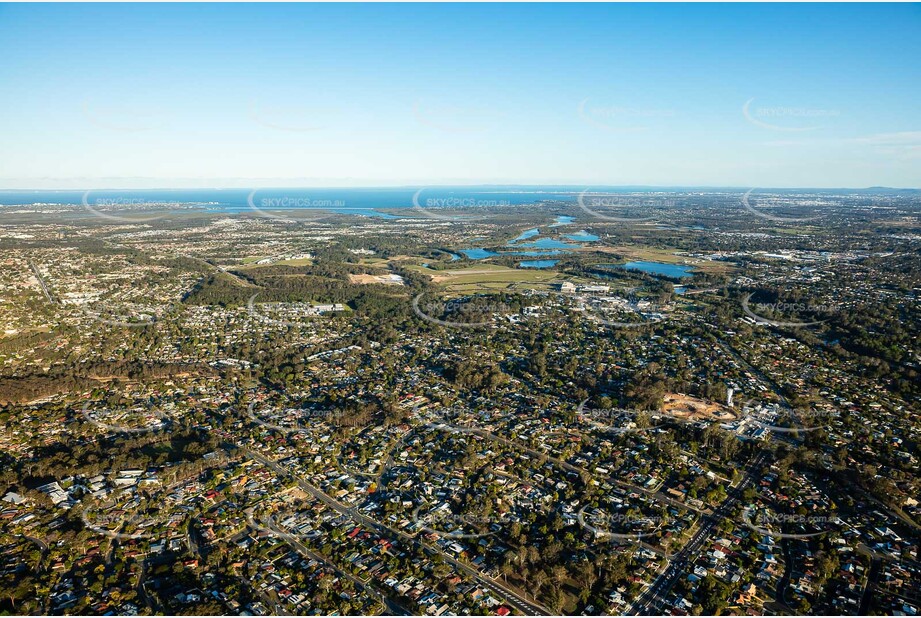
[0, 3, 919, 189]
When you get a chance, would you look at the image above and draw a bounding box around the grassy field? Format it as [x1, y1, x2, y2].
[239, 257, 314, 268]
[358, 257, 392, 267]
[407, 263, 565, 293]
[274, 257, 314, 266]
[590, 245, 686, 263]
[241, 255, 269, 264]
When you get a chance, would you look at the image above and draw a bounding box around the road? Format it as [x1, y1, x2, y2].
[429, 418, 706, 516]
[576, 505, 668, 558]
[187, 518, 203, 559]
[376, 427, 420, 492]
[28, 259, 56, 304]
[206, 260, 259, 288]
[714, 336, 791, 408]
[244, 448, 550, 616]
[859, 558, 881, 615]
[246, 507, 408, 616]
[136, 559, 164, 614]
[23, 533, 50, 612]
[22, 533, 49, 566]
[628, 450, 770, 615]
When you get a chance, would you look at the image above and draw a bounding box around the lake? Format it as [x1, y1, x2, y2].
[563, 230, 600, 242]
[510, 249, 565, 257]
[619, 261, 696, 278]
[551, 215, 576, 226]
[512, 237, 581, 250]
[459, 248, 499, 260]
[459, 248, 566, 260]
[510, 228, 540, 242]
[519, 260, 558, 269]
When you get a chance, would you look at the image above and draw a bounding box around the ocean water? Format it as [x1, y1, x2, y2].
[0, 186, 691, 218]
[0, 187, 580, 210]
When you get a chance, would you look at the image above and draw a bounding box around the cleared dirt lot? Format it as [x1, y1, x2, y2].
[662, 393, 738, 421]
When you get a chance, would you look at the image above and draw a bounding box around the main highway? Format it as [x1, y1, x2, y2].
[28, 259, 57, 304]
[628, 450, 770, 615]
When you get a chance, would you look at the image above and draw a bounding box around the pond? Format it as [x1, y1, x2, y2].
[510, 228, 540, 243]
[509, 249, 565, 257]
[563, 230, 600, 242]
[512, 237, 581, 250]
[618, 260, 696, 278]
[459, 248, 499, 260]
[459, 247, 567, 260]
[551, 215, 576, 226]
[519, 260, 558, 269]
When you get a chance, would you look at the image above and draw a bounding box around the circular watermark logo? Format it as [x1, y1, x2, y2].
[412, 293, 514, 329]
[411, 507, 509, 540]
[81, 304, 161, 329]
[77, 253, 229, 329]
[78, 288, 171, 328]
[81, 400, 171, 435]
[741, 292, 835, 327]
[741, 508, 836, 540]
[248, 99, 336, 132]
[247, 402, 340, 434]
[577, 98, 675, 132]
[576, 400, 665, 435]
[742, 98, 839, 133]
[578, 506, 663, 542]
[740, 189, 821, 223]
[740, 399, 836, 434]
[81, 190, 184, 224]
[580, 297, 670, 329]
[417, 407, 493, 436]
[246, 190, 338, 224]
[411, 101, 504, 134]
[80, 496, 170, 541]
[246, 504, 330, 542]
[421, 418, 481, 437]
[81, 100, 164, 133]
[247, 292, 343, 329]
[576, 189, 658, 223]
[45, 250, 218, 329]
[411, 188, 506, 222]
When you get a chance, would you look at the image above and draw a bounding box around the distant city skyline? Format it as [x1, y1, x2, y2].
[1, 3, 919, 189]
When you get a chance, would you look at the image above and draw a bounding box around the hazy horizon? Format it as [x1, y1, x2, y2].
[1, 3, 919, 190]
[1, 182, 919, 193]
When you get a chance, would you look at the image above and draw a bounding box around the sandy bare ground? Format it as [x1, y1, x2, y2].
[662, 393, 738, 421]
[348, 273, 404, 285]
